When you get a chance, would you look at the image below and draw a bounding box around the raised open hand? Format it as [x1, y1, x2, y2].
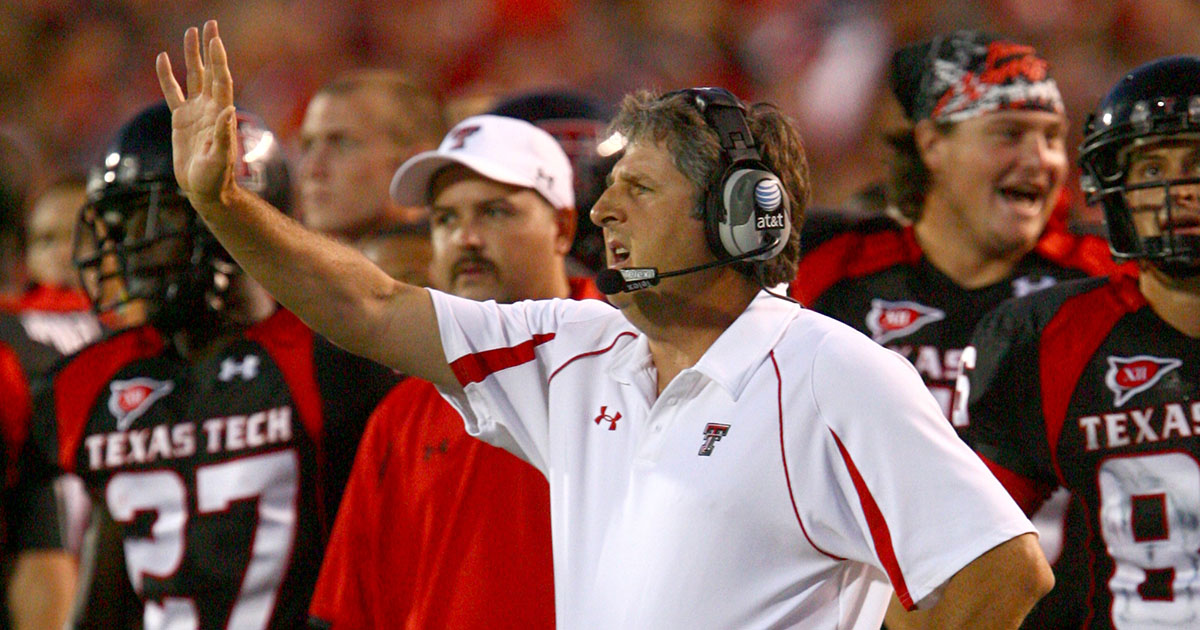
[155, 20, 237, 210]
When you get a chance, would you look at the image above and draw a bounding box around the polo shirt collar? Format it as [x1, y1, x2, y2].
[692, 288, 799, 400]
[605, 288, 799, 397]
[606, 328, 654, 386]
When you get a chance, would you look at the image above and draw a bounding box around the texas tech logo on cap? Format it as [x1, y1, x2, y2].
[109, 378, 175, 431]
[1105, 355, 1182, 407]
[449, 125, 481, 150]
[866, 299, 945, 344]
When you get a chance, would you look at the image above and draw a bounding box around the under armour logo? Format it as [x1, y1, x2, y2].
[423, 439, 450, 460]
[593, 405, 621, 431]
[699, 423, 730, 456]
[534, 168, 554, 192]
[219, 355, 261, 382]
[449, 125, 481, 149]
[1012, 275, 1057, 298]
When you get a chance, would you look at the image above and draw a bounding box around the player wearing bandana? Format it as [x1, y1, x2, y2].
[960, 55, 1200, 630]
[794, 29, 1114, 418]
[792, 30, 1118, 629]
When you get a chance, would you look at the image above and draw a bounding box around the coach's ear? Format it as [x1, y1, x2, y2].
[913, 119, 946, 173]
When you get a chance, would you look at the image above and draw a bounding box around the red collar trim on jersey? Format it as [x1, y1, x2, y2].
[791, 226, 923, 305]
[1032, 225, 1120, 277]
[14, 284, 93, 312]
[1109, 267, 1149, 311]
[568, 276, 605, 301]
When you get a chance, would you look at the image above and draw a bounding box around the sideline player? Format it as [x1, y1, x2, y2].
[960, 55, 1200, 630]
[157, 21, 1052, 628]
[297, 69, 443, 245]
[794, 29, 1114, 417]
[0, 155, 82, 630]
[310, 112, 604, 629]
[6, 175, 103, 364]
[789, 31, 1116, 628]
[24, 102, 399, 630]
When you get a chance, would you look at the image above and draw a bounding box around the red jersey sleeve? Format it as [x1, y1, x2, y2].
[0, 342, 30, 485]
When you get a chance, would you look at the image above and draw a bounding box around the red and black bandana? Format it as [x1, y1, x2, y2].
[890, 29, 1064, 124]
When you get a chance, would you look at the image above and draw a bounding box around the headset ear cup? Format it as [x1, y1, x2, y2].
[681, 87, 790, 262]
[756, 174, 791, 259]
[714, 168, 790, 260]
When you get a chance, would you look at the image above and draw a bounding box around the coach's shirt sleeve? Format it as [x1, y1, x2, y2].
[427, 289, 614, 475]
[804, 324, 1037, 610]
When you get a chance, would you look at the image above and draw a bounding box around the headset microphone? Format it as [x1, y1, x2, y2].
[595, 237, 779, 295]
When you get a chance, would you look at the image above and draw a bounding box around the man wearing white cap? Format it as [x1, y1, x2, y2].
[390, 114, 580, 304]
[309, 113, 601, 630]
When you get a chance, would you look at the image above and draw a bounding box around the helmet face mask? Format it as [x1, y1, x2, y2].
[74, 102, 289, 333]
[75, 181, 227, 331]
[1080, 56, 1200, 277]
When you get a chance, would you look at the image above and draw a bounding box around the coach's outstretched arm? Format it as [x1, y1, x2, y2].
[155, 21, 454, 388]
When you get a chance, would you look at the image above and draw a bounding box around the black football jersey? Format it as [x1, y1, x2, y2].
[0, 306, 102, 476]
[0, 302, 103, 630]
[963, 270, 1200, 629]
[794, 218, 1117, 630]
[1, 304, 103, 548]
[0, 306, 102, 376]
[793, 219, 1114, 418]
[28, 309, 398, 630]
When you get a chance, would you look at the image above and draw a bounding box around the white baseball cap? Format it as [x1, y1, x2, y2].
[389, 114, 575, 210]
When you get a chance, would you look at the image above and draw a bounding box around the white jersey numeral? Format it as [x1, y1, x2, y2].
[106, 450, 300, 630]
[197, 451, 299, 629]
[948, 345, 976, 427]
[1099, 452, 1200, 629]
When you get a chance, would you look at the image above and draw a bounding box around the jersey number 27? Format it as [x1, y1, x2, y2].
[106, 450, 299, 630]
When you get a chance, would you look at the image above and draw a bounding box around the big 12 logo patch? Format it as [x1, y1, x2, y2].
[1105, 355, 1182, 407]
[865, 299, 945, 344]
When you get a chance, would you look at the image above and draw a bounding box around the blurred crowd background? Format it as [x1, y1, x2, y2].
[3, 0, 1200, 227]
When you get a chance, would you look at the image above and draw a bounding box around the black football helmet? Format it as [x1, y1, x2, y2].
[1080, 56, 1200, 276]
[74, 101, 291, 332]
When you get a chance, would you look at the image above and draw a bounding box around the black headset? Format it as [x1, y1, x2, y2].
[672, 87, 791, 262]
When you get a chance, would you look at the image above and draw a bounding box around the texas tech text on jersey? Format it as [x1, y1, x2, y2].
[82, 406, 294, 470]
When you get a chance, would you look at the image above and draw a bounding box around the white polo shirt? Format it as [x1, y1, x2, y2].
[430, 288, 1033, 630]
